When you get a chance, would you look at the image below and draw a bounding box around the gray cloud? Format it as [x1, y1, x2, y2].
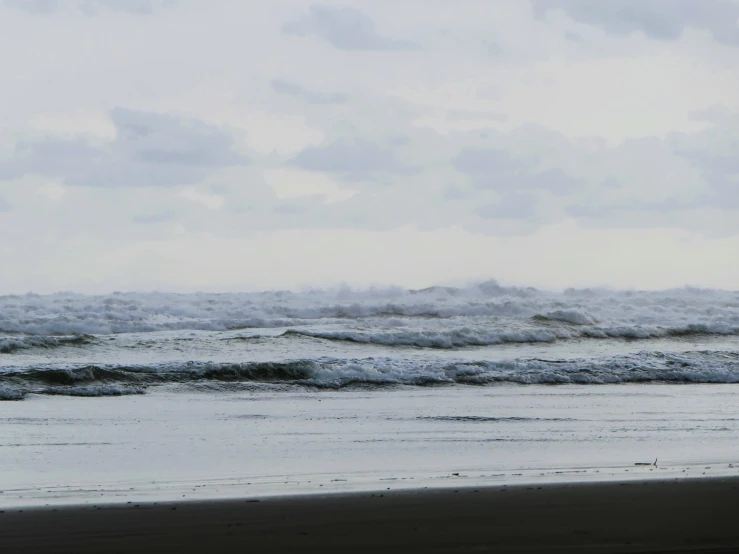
[477, 192, 537, 219]
[271, 79, 348, 104]
[282, 4, 416, 51]
[291, 138, 414, 181]
[566, 196, 710, 218]
[0, 195, 11, 212]
[0, 108, 246, 187]
[454, 148, 579, 196]
[3, 0, 57, 13]
[671, 112, 739, 209]
[532, 0, 739, 45]
[679, 152, 739, 208]
[3, 0, 173, 15]
[454, 149, 520, 177]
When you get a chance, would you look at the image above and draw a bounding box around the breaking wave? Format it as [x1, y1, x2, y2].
[2, 350, 739, 400]
[417, 416, 577, 422]
[285, 323, 739, 348]
[0, 334, 97, 354]
[1, 281, 738, 337]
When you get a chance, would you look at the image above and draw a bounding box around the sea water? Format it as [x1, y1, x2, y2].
[1, 280, 738, 505]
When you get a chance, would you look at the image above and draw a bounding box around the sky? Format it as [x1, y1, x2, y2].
[1, 0, 739, 293]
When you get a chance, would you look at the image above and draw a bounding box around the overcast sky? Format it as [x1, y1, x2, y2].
[1, 0, 739, 293]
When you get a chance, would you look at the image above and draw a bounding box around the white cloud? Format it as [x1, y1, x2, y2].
[234, 112, 324, 157]
[271, 79, 348, 105]
[263, 168, 356, 203]
[28, 111, 117, 139]
[2, 223, 738, 293]
[178, 186, 224, 209]
[36, 180, 65, 200]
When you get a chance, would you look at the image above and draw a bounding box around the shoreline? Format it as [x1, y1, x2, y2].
[2, 477, 739, 553]
[4, 459, 738, 509]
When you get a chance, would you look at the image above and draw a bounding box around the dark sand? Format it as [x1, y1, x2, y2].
[2, 478, 739, 553]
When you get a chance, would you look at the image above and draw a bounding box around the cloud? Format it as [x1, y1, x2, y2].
[79, 0, 171, 15]
[3, 0, 57, 14]
[3, 0, 174, 15]
[0, 108, 246, 187]
[689, 105, 735, 123]
[282, 4, 416, 51]
[291, 138, 413, 181]
[566, 196, 710, 219]
[271, 79, 348, 105]
[2, 0, 739, 292]
[671, 110, 739, 209]
[132, 210, 174, 224]
[0, 194, 11, 212]
[453, 148, 579, 196]
[532, 0, 739, 45]
[679, 151, 739, 208]
[476, 192, 537, 219]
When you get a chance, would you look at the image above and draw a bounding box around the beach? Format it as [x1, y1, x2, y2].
[3, 477, 739, 553]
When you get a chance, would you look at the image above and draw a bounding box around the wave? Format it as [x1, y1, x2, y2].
[1, 321, 736, 357]
[417, 416, 577, 422]
[2, 350, 738, 399]
[284, 327, 574, 348]
[1, 282, 738, 336]
[533, 310, 599, 325]
[285, 323, 739, 348]
[0, 334, 97, 354]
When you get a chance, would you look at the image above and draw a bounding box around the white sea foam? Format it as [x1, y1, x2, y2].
[1, 281, 738, 340]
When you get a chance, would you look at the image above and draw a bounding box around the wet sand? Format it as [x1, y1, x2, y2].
[2, 477, 739, 553]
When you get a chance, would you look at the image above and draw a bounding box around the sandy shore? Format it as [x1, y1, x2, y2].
[2, 477, 739, 553]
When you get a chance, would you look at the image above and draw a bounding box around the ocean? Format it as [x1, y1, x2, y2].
[1, 280, 738, 506]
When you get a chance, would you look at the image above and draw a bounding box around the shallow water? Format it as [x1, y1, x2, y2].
[1, 384, 738, 506]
